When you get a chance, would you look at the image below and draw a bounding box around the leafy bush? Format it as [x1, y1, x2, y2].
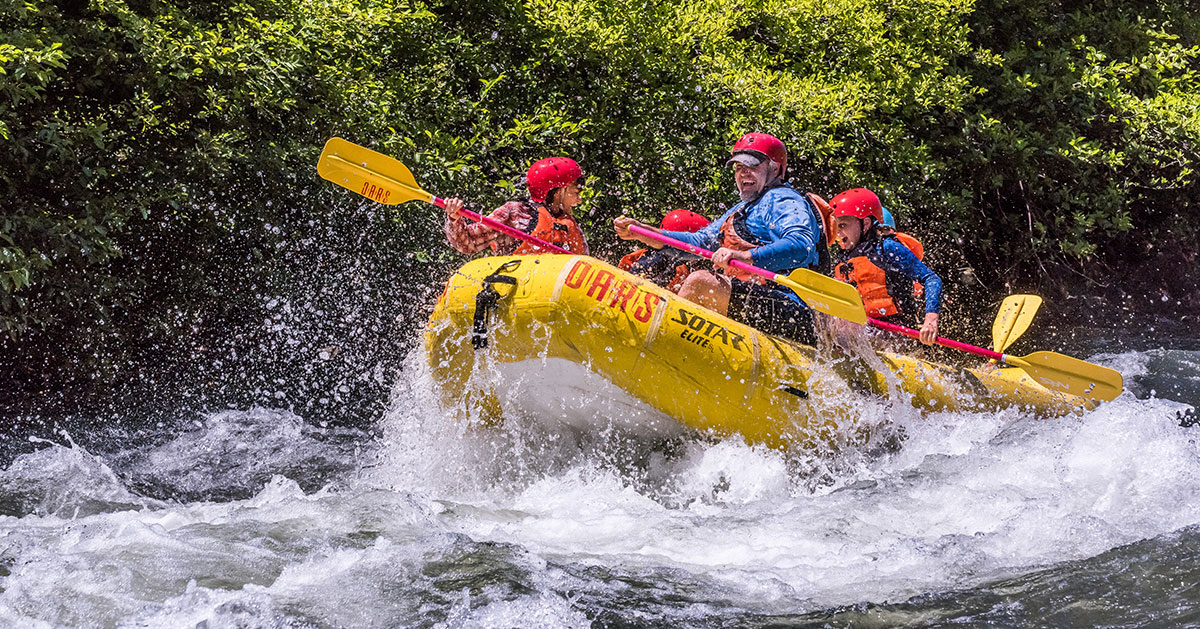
[942, 0, 1200, 291]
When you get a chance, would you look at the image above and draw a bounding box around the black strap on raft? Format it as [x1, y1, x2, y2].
[781, 384, 809, 399]
[471, 260, 521, 350]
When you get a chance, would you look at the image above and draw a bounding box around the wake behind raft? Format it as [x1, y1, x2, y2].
[425, 255, 1094, 450]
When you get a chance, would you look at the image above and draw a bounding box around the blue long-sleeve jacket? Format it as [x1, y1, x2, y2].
[660, 184, 824, 274]
[860, 237, 943, 315]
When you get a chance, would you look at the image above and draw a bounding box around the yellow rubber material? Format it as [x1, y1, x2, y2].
[425, 256, 1093, 449]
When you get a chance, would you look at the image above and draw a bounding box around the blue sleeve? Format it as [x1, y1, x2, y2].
[661, 206, 737, 258]
[749, 192, 821, 272]
[875, 238, 943, 314]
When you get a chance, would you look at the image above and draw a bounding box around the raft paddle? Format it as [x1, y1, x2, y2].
[630, 225, 1122, 401]
[992, 294, 1042, 352]
[316, 137, 572, 254]
[626, 224, 868, 324]
[868, 317, 1122, 401]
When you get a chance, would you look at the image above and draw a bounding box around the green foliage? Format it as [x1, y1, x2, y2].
[938, 0, 1200, 284]
[2, 0, 1198, 417]
[0, 0, 445, 415]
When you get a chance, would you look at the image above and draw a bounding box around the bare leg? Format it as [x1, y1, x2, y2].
[677, 271, 733, 314]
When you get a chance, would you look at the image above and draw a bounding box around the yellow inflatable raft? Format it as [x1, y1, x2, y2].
[424, 255, 1092, 449]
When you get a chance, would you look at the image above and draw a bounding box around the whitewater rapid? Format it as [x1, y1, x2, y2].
[0, 348, 1196, 626]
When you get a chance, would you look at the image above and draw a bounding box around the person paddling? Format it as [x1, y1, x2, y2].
[829, 188, 943, 345]
[443, 157, 589, 255]
[619, 209, 710, 293]
[614, 133, 827, 344]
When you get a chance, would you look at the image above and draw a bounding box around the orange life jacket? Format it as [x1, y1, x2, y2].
[619, 248, 692, 294]
[833, 232, 925, 318]
[718, 192, 833, 282]
[896, 232, 925, 301]
[618, 249, 644, 271]
[807, 193, 838, 248]
[512, 204, 588, 255]
[717, 212, 762, 283]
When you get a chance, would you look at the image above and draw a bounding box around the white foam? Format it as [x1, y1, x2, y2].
[444, 577, 592, 629]
[396, 384, 1200, 609]
[4, 344, 1200, 624]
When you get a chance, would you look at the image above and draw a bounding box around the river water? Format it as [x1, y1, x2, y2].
[1, 329, 1198, 627]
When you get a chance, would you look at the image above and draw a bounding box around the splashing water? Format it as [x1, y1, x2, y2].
[0, 343, 1197, 626]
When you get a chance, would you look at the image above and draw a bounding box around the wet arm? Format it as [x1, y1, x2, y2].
[751, 195, 819, 272]
[445, 203, 524, 254]
[878, 239, 943, 314]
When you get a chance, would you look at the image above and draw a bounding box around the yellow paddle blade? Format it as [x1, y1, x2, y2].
[992, 294, 1042, 352]
[316, 137, 433, 205]
[781, 269, 868, 324]
[1008, 351, 1124, 401]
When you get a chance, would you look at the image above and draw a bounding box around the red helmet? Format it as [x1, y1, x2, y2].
[727, 133, 787, 178]
[660, 209, 710, 233]
[527, 157, 583, 204]
[829, 188, 883, 222]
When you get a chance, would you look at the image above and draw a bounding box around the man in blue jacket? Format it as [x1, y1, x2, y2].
[614, 133, 827, 344]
